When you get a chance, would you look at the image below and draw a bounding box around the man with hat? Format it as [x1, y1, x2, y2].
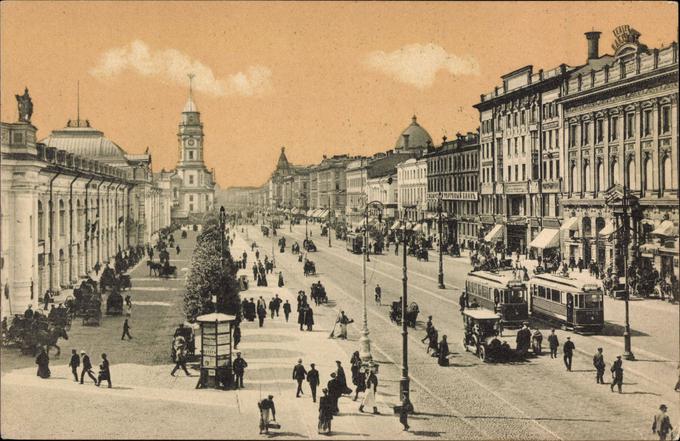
[611, 355, 624, 393]
[233, 352, 248, 388]
[563, 336, 575, 371]
[593, 348, 606, 384]
[68, 349, 80, 382]
[79, 350, 97, 385]
[652, 404, 673, 440]
[292, 359, 307, 397]
[307, 363, 320, 402]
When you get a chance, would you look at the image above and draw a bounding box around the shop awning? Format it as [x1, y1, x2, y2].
[291, 208, 299, 214]
[306, 210, 314, 217]
[311, 209, 321, 218]
[529, 228, 560, 249]
[412, 223, 423, 232]
[318, 209, 329, 218]
[390, 220, 402, 230]
[484, 224, 504, 243]
[599, 222, 616, 237]
[560, 217, 579, 231]
[651, 220, 677, 237]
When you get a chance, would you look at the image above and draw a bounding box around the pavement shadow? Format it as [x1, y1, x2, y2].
[265, 431, 307, 438]
[600, 322, 648, 337]
[621, 391, 661, 396]
[325, 431, 370, 437]
[409, 430, 447, 437]
[465, 415, 612, 423]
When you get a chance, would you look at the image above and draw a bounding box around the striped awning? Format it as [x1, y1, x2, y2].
[484, 224, 504, 243]
[560, 217, 579, 231]
[529, 228, 560, 249]
[651, 220, 677, 237]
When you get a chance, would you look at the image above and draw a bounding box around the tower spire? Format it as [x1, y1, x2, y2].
[188, 73, 195, 99]
[77, 80, 80, 122]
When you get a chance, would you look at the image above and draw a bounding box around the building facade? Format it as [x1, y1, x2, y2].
[396, 157, 428, 224]
[559, 28, 678, 276]
[1, 90, 172, 317]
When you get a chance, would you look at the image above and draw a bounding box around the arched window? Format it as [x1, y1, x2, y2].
[595, 217, 605, 236]
[597, 161, 604, 193]
[662, 155, 673, 193]
[644, 156, 654, 192]
[610, 159, 619, 187]
[583, 162, 591, 192]
[627, 158, 636, 189]
[569, 163, 576, 193]
[583, 217, 592, 238]
[38, 201, 44, 241]
[59, 200, 66, 236]
[59, 249, 66, 286]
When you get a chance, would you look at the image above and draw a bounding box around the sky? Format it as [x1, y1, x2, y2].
[1, 1, 677, 188]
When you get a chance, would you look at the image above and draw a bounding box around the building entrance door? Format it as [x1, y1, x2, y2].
[507, 225, 526, 253]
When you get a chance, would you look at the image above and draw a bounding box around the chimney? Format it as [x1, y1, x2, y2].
[585, 31, 601, 60]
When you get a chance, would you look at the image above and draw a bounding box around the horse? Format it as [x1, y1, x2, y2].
[36, 326, 69, 356]
[148, 260, 162, 276]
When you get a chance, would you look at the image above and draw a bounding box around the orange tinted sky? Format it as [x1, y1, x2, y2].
[1, 1, 677, 188]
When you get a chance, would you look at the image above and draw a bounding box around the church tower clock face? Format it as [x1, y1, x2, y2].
[187, 138, 195, 146]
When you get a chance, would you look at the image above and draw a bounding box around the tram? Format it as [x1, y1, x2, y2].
[528, 274, 604, 333]
[346, 233, 363, 254]
[464, 270, 528, 327]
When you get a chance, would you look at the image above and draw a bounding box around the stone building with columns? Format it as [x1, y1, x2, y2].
[1, 90, 173, 317]
[559, 27, 678, 277]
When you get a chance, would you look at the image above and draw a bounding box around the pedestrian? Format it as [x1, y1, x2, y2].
[252, 263, 258, 281]
[80, 351, 97, 385]
[459, 291, 468, 313]
[327, 372, 341, 414]
[305, 305, 314, 331]
[563, 336, 575, 371]
[652, 404, 673, 441]
[353, 367, 366, 401]
[335, 360, 352, 395]
[421, 316, 433, 343]
[610, 355, 624, 393]
[257, 303, 266, 328]
[438, 335, 450, 366]
[278, 271, 284, 287]
[298, 303, 308, 331]
[307, 363, 320, 402]
[35, 347, 50, 379]
[233, 352, 248, 388]
[293, 358, 307, 397]
[427, 328, 439, 355]
[318, 388, 333, 434]
[97, 353, 112, 388]
[233, 324, 241, 349]
[577, 257, 583, 273]
[255, 249, 260, 260]
[593, 348, 606, 384]
[258, 395, 277, 435]
[548, 328, 559, 359]
[269, 298, 276, 319]
[176, 245, 181, 255]
[68, 349, 80, 382]
[532, 328, 543, 355]
[124, 295, 132, 317]
[171, 346, 191, 376]
[121, 318, 133, 340]
[338, 311, 353, 340]
[374, 284, 382, 305]
[273, 294, 281, 317]
[359, 369, 379, 414]
[283, 300, 291, 322]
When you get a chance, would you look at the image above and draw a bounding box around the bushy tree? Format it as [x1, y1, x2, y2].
[184, 223, 241, 321]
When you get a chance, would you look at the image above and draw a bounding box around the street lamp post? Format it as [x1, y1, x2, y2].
[328, 204, 332, 248]
[359, 197, 382, 371]
[437, 192, 445, 289]
[620, 187, 635, 360]
[398, 206, 415, 422]
[270, 210, 276, 268]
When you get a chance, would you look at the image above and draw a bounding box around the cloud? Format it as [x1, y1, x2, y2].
[365, 43, 479, 89]
[90, 40, 272, 97]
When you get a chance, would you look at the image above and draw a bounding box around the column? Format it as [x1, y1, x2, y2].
[12, 187, 36, 311]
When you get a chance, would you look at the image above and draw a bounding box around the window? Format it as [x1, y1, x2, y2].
[549, 161, 554, 180]
[520, 111, 525, 125]
[189, 151, 194, 160]
[521, 136, 525, 154]
[583, 162, 591, 192]
[625, 112, 635, 139]
[597, 161, 604, 193]
[189, 204, 194, 212]
[582, 122, 590, 145]
[59, 200, 65, 236]
[644, 157, 653, 191]
[514, 138, 518, 155]
[38, 201, 44, 241]
[507, 143, 511, 156]
[189, 175, 194, 185]
[522, 164, 526, 181]
[514, 165, 519, 182]
[610, 116, 619, 141]
[642, 109, 652, 137]
[570, 125, 577, 147]
[189, 195, 194, 202]
[662, 155, 672, 193]
[507, 166, 511, 181]
[513, 113, 518, 126]
[661, 106, 671, 134]
[596, 119, 604, 143]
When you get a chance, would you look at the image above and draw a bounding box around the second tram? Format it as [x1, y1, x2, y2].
[464, 270, 528, 327]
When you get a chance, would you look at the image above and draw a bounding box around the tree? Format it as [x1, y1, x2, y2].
[184, 223, 240, 321]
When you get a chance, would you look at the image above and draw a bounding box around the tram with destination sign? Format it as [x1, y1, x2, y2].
[528, 274, 604, 333]
[464, 270, 528, 327]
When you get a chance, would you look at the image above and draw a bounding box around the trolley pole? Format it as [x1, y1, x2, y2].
[437, 192, 445, 289]
[398, 209, 414, 421]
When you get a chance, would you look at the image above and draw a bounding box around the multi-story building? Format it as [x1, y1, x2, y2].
[559, 28, 678, 276]
[475, 61, 573, 253]
[1, 89, 172, 317]
[315, 155, 352, 223]
[345, 157, 369, 227]
[425, 132, 481, 246]
[165, 81, 216, 221]
[396, 157, 427, 225]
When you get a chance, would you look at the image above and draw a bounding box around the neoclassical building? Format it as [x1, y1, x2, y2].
[1, 90, 173, 317]
[559, 28, 678, 276]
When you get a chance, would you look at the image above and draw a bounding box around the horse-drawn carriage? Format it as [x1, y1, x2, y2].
[303, 239, 317, 252]
[291, 242, 301, 254]
[261, 225, 270, 237]
[461, 309, 513, 362]
[304, 260, 317, 276]
[310, 281, 328, 304]
[389, 301, 419, 328]
[106, 291, 125, 316]
[411, 247, 429, 261]
[82, 302, 102, 326]
[100, 268, 132, 292]
[148, 260, 177, 278]
[3, 315, 69, 356]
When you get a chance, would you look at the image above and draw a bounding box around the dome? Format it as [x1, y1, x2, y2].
[183, 96, 198, 113]
[40, 119, 128, 165]
[394, 115, 432, 150]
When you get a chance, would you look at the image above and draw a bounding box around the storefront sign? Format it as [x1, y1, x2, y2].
[505, 182, 529, 194]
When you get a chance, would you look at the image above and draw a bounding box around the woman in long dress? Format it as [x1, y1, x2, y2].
[36, 348, 50, 379]
[359, 370, 378, 414]
[318, 388, 333, 434]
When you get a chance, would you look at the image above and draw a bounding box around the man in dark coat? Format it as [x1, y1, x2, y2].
[327, 372, 340, 414]
[298, 303, 308, 331]
[292, 359, 307, 397]
[548, 329, 559, 359]
[459, 292, 468, 313]
[273, 294, 282, 317]
[97, 353, 112, 388]
[68, 349, 80, 382]
[36, 348, 50, 379]
[121, 318, 132, 340]
[438, 335, 450, 366]
[652, 404, 673, 441]
[269, 298, 276, 319]
[593, 348, 606, 384]
[233, 352, 248, 388]
[610, 355, 624, 393]
[233, 324, 241, 349]
[307, 363, 320, 402]
[563, 336, 575, 371]
[283, 300, 291, 322]
[515, 324, 531, 353]
[252, 263, 258, 281]
[305, 306, 314, 331]
[257, 304, 266, 328]
[80, 351, 97, 384]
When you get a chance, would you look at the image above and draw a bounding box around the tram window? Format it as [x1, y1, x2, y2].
[505, 290, 524, 304]
[583, 293, 602, 309]
[574, 295, 582, 308]
[551, 289, 561, 303]
[537, 286, 545, 298]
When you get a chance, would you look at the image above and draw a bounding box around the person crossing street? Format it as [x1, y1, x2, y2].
[292, 359, 307, 397]
[611, 355, 624, 393]
[593, 348, 606, 384]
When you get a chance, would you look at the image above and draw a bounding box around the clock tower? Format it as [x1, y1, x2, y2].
[171, 74, 216, 220]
